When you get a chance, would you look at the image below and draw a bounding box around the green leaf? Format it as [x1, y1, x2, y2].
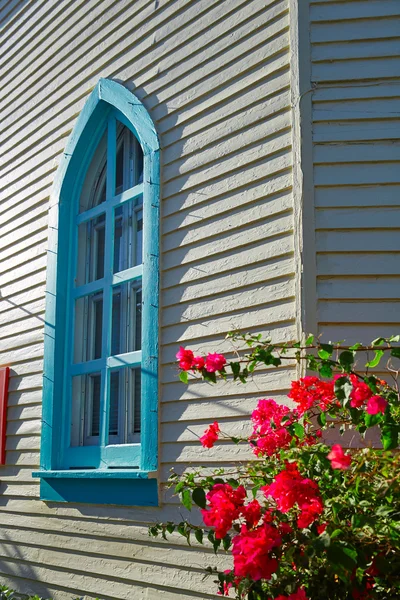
[390, 347, 400, 359]
[182, 489, 192, 511]
[292, 422, 305, 440]
[227, 478, 239, 488]
[230, 362, 241, 380]
[174, 481, 185, 494]
[179, 371, 189, 384]
[194, 529, 204, 544]
[222, 534, 231, 551]
[318, 344, 333, 360]
[372, 337, 386, 346]
[305, 334, 314, 346]
[327, 542, 358, 572]
[317, 412, 327, 427]
[319, 362, 333, 378]
[365, 413, 381, 428]
[338, 350, 354, 372]
[390, 334, 400, 343]
[192, 487, 206, 509]
[381, 424, 399, 451]
[166, 522, 175, 534]
[366, 349, 384, 368]
[203, 371, 217, 384]
[331, 529, 343, 539]
[349, 343, 362, 350]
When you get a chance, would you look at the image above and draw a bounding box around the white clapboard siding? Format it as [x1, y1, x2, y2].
[0, 1, 298, 598]
[310, 0, 400, 344]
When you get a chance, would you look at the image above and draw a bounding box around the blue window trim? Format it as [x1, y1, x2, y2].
[33, 79, 160, 506]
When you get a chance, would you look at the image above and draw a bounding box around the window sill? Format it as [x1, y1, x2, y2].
[32, 470, 158, 506]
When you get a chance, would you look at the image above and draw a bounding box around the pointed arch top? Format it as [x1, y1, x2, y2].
[52, 79, 159, 201]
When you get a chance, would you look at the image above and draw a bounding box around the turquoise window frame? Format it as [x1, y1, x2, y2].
[33, 79, 160, 506]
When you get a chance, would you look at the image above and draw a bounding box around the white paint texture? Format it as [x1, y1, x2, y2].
[0, 0, 296, 597]
[309, 0, 400, 344]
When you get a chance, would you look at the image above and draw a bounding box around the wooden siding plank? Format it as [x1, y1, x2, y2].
[310, 1, 400, 21]
[314, 184, 400, 207]
[311, 17, 400, 43]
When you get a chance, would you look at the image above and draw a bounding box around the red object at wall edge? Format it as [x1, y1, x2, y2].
[0, 367, 10, 465]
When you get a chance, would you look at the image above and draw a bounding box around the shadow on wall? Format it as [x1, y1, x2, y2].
[0, 1, 32, 30]
[0, 531, 52, 599]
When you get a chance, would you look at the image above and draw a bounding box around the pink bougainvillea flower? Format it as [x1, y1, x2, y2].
[317, 522, 328, 535]
[232, 523, 281, 581]
[193, 355, 205, 370]
[366, 395, 388, 415]
[350, 375, 372, 408]
[262, 461, 323, 528]
[201, 484, 246, 539]
[176, 346, 195, 370]
[288, 376, 336, 415]
[205, 353, 226, 373]
[250, 399, 294, 457]
[327, 444, 352, 470]
[240, 499, 262, 528]
[200, 421, 220, 448]
[274, 589, 309, 600]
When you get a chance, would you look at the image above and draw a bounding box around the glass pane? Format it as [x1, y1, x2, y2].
[71, 373, 102, 446]
[109, 371, 120, 436]
[113, 200, 143, 274]
[135, 208, 143, 266]
[107, 367, 141, 444]
[74, 292, 103, 363]
[76, 213, 106, 286]
[111, 284, 142, 355]
[115, 122, 144, 194]
[79, 129, 107, 213]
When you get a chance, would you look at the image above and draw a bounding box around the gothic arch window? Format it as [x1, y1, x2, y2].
[34, 80, 160, 506]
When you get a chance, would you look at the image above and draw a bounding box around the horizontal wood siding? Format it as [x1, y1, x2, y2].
[310, 0, 400, 344]
[0, 0, 295, 598]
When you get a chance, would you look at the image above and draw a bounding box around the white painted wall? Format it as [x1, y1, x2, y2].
[308, 0, 400, 361]
[0, 0, 297, 597]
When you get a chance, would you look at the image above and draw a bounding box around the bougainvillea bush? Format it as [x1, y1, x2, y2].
[149, 334, 400, 600]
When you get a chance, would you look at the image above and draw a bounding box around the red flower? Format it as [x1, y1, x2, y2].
[273, 590, 308, 600]
[317, 522, 327, 535]
[241, 499, 262, 528]
[201, 484, 246, 539]
[350, 375, 372, 408]
[232, 523, 281, 581]
[366, 395, 388, 415]
[288, 377, 336, 415]
[327, 444, 352, 470]
[193, 355, 205, 369]
[176, 346, 195, 370]
[250, 399, 293, 457]
[200, 422, 220, 448]
[262, 462, 323, 528]
[205, 353, 226, 372]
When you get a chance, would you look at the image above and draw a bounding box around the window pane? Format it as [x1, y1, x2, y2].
[76, 213, 106, 286]
[107, 367, 141, 444]
[71, 373, 102, 447]
[115, 122, 143, 194]
[79, 129, 107, 213]
[74, 293, 103, 363]
[135, 208, 143, 266]
[111, 284, 141, 355]
[113, 200, 143, 274]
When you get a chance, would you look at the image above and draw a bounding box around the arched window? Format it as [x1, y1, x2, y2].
[34, 80, 159, 506]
